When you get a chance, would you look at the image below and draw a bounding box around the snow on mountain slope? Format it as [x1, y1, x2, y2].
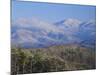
[11, 18, 96, 48]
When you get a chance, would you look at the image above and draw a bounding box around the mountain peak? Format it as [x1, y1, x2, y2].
[63, 18, 81, 26]
[55, 18, 81, 27]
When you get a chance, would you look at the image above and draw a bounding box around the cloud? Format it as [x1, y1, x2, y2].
[12, 17, 64, 34]
[12, 18, 33, 28]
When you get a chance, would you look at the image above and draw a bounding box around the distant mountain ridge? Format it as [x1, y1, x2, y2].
[11, 18, 96, 48]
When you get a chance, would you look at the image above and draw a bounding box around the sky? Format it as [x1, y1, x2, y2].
[12, 1, 96, 23]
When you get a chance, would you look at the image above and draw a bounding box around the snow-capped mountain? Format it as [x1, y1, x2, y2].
[11, 18, 96, 48]
[55, 19, 96, 48]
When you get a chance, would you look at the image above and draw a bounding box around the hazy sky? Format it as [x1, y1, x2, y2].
[12, 1, 96, 23]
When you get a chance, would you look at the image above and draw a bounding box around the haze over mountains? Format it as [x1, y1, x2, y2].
[11, 18, 96, 48]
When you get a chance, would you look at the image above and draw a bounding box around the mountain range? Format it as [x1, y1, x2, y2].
[11, 18, 96, 48]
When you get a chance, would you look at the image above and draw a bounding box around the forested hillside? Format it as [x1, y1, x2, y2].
[11, 45, 96, 75]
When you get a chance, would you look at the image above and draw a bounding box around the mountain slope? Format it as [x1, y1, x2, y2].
[11, 18, 96, 48]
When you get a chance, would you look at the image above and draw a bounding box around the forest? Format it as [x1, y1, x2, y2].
[11, 45, 96, 75]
